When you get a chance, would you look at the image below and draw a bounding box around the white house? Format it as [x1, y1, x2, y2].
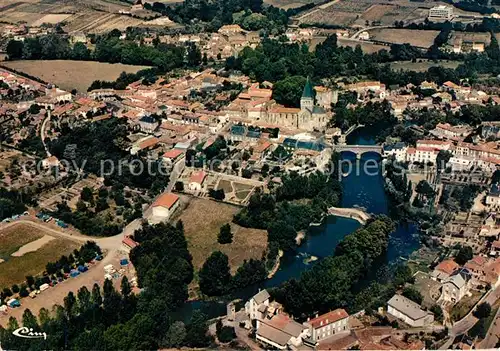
[304, 309, 350, 342]
[387, 294, 434, 327]
[245, 289, 270, 320]
[441, 269, 472, 303]
[188, 171, 207, 192]
[383, 142, 407, 163]
[151, 192, 180, 220]
[486, 184, 500, 206]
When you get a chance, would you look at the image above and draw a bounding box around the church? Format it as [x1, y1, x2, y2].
[225, 78, 333, 132]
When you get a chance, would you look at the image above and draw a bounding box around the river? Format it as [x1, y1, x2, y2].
[174, 128, 420, 320]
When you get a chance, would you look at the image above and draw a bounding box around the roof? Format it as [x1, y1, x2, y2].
[252, 289, 270, 304]
[302, 77, 314, 99]
[152, 192, 179, 209]
[387, 294, 429, 321]
[122, 236, 138, 249]
[435, 259, 459, 275]
[260, 314, 305, 337]
[445, 268, 472, 289]
[257, 322, 291, 347]
[189, 171, 206, 185]
[163, 148, 184, 159]
[308, 309, 349, 329]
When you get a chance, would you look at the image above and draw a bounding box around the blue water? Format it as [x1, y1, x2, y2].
[174, 128, 420, 320]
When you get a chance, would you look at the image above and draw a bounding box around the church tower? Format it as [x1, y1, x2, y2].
[301, 77, 314, 112]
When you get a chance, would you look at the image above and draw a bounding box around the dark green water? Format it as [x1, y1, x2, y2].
[174, 129, 420, 319]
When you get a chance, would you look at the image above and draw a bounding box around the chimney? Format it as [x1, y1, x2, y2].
[315, 313, 318, 318]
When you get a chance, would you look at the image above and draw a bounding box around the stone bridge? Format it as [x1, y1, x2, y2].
[332, 144, 383, 159]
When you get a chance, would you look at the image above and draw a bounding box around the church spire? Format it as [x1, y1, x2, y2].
[302, 76, 314, 99]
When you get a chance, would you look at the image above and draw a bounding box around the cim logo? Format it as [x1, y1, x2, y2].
[12, 327, 47, 340]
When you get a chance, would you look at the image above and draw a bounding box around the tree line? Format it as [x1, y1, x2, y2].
[234, 153, 342, 252]
[273, 216, 396, 318]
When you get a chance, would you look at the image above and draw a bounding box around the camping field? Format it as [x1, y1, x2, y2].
[2, 60, 151, 93]
[0, 222, 80, 287]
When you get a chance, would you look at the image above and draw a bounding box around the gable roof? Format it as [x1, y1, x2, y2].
[435, 259, 459, 275]
[252, 289, 270, 304]
[152, 192, 179, 209]
[308, 309, 349, 329]
[189, 171, 206, 185]
[387, 294, 429, 321]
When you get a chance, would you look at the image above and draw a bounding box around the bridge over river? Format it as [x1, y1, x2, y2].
[332, 144, 384, 159]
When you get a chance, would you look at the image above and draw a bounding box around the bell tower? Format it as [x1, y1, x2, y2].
[301, 76, 314, 111]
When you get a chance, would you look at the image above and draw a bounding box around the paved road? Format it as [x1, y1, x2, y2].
[0, 218, 142, 328]
[479, 301, 500, 349]
[440, 286, 500, 349]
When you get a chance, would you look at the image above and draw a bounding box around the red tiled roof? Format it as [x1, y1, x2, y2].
[152, 193, 179, 209]
[163, 149, 184, 159]
[435, 259, 459, 275]
[189, 171, 206, 185]
[122, 236, 138, 249]
[308, 309, 349, 329]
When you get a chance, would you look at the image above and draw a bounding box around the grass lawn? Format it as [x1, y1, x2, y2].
[451, 291, 484, 321]
[216, 179, 234, 193]
[0, 223, 44, 258]
[0, 223, 80, 287]
[235, 190, 251, 200]
[233, 182, 254, 191]
[176, 197, 268, 274]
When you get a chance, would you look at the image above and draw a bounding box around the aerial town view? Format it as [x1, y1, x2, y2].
[4, 0, 500, 349]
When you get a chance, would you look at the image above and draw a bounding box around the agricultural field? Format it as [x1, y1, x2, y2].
[176, 197, 268, 274]
[2, 60, 150, 93]
[0, 0, 147, 33]
[296, 0, 482, 28]
[309, 36, 386, 54]
[0, 222, 80, 287]
[370, 28, 440, 48]
[390, 59, 462, 72]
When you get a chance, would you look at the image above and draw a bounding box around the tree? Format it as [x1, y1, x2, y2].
[430, 304, 444, 323]
[80, 187, 94, 202]
[22, 309, 39, 329]
[174, 181, 184, 192]
[187, 43, 202, 66]
[474, 302, 492, 319]
[455, 245, 473, 265]
[199, 251, 231, 296]
[267, 220, 297, 251]
[415, 180, 435, 198]
[436, 150, 453, 172]
[208, 188, 225, 201]
[120, 276, 132, 297]
[393, 265, 414, 287]
[402, 286, 423, 305]
[218, 223, 233, 244]
[272, 75, 307, 107]
[185, 311, 212, 348]
[161, 321, 186, 348]
[6, 40, 24, 59]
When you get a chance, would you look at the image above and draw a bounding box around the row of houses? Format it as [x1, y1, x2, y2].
[383, 138, 500, 174]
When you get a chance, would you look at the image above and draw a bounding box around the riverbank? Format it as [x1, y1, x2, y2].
[328, 206, 371, 224]
[267, 250, 283, 278]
